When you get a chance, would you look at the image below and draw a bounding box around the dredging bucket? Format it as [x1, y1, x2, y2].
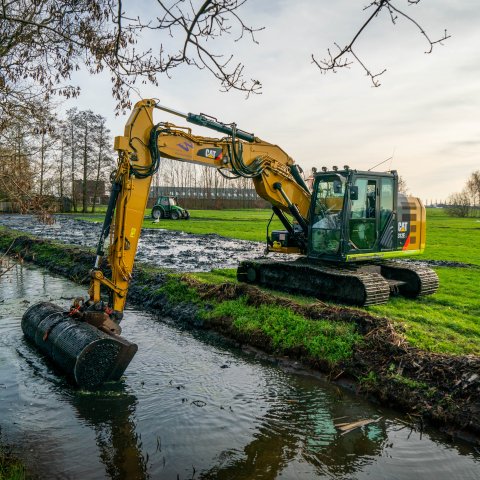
[22, 302, 137, 389]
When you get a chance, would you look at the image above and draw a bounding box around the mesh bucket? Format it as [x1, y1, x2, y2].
[22, 302, 137, 389]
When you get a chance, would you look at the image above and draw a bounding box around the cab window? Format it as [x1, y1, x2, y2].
[349, 178, 377, 250]
[380, 178, 394, 232]
[310, 177, 345, 255]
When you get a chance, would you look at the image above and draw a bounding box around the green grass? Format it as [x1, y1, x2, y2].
[73, 208, 480, 357]
[369, 267, 480, 355]
[203, 296, 361, 365]
[417, 209, 480, 265]
[157, 275, 200, 304]
[191, 268, 238, 284]
[0, 446, 25, 480]
[74, 208, 284, 242]
[389, 373, 429, 391]
[371, 210, 480, 356]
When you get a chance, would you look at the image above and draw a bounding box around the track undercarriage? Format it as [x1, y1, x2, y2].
[237, 258, 439, 307]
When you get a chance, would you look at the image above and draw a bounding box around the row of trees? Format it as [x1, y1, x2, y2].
[446, 171, 480, 217]
[0, 103, 114, 213]
[154, 158, 252, 196]
[0, 103, 259, 215]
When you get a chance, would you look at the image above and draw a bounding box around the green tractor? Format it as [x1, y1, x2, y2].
[151, 196, 190, 220]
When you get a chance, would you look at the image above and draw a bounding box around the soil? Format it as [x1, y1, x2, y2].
[0, 214, 292, 272]
[1, 230, 479, 444]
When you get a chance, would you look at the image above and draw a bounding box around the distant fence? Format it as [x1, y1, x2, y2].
[148, 186, 270, 209]
[0, 197, 71, 213]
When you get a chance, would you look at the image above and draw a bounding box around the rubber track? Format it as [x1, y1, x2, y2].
[380, 261, 439, 297]
[237, 260, 391, 307]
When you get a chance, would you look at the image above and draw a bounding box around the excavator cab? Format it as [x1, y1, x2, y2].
[308, 169, 401, 262]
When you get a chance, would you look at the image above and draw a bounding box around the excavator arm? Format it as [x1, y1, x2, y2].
[151, 120, 311, 219]
[21, 99, 439, 388]
[89, 99, 159, 319]
[90, 99, 311, 321]
[21, 99, 315, 388]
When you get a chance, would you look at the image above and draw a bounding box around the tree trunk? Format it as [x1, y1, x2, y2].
[70, 123, 77, 213]
[59, 133, 65, 211]
[39, 130, 45, 196]
[92, 121, 103, 213]
[82, 124, 88, 213]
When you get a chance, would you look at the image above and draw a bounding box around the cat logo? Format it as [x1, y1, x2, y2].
[398, 221, 408, 233]
[197, 147, 222, 160]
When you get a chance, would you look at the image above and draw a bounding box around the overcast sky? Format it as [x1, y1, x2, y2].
[66, 0, 479, 203]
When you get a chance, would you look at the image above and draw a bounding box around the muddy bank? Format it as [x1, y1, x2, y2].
[1, 229, 479, 444]
[0, 214, 292, 272]
[0, 443, 26, 478]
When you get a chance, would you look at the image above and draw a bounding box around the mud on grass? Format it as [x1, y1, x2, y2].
[1, 229, 479, 443]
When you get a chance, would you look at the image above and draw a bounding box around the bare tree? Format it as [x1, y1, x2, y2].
[66, 109, 79, 212]
[56, 121, 68, 209]
[0, 0, 261, 123]
[398, 175, 408, 194]
[32, 105, 56, 196]
[446, 190, 471, 218]
[1, 0, 450, 129]
[92, 115, 113, 212]
[0, 104, 59, 220]
[466, 170, 480, 209]
[312, 0, 450, 87]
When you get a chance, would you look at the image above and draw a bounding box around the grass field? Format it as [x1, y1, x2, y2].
[417, 209, 480, 265]
[74, 208, 285, 242]
[74, 207, 480, 355]
[75, 207, 480, 264]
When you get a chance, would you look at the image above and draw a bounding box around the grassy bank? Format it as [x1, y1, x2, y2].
[1, 229, 479, 440]
[193, 266, 480, 357]
[0, 445, 25, 480]
[369, 267, 480, 355]
[185, 208, 480, 357]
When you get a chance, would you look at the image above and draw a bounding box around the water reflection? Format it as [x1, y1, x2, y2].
[70, 383, 148, 480]
[201, 383, 387, 479]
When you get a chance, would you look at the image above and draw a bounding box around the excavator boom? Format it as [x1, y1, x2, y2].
[20, 98, 438, 388]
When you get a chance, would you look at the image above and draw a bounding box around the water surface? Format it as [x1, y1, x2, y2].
[0, 263, 478, 479]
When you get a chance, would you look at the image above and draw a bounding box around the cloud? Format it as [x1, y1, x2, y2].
[61, 0, 480, 201]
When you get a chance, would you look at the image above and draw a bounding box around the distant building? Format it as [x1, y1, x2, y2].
[149, 186, 269, 209]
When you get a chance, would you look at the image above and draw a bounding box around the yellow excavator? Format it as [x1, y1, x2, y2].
[22, 99, 438, 387]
